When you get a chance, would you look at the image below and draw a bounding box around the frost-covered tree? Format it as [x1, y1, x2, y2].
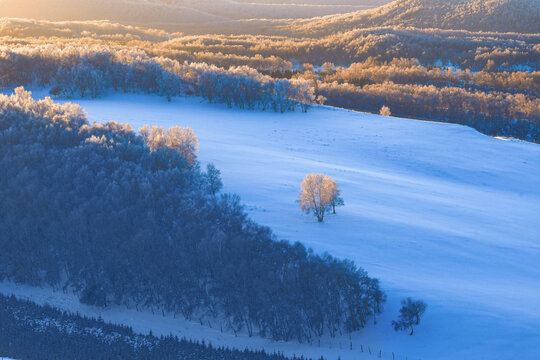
[299, 173, 338, 222]
[316, 95, 327, 105]
[139, 125, 199, 166]
[379, 105, 391, 117]
[205, 163, 223, 196]
[166, 126, 199, 166]
[321, 62, 336, 75]
[392, 298, 427, 336]
[140, 125, 167, 151]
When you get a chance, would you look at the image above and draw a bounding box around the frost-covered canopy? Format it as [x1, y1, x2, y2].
[0, 88, 383, 342]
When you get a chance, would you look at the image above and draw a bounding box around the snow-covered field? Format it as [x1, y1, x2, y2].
[2, 91, 540, 360]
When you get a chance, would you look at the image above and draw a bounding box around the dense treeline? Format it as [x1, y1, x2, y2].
[302, 28, 539, 72]
[2, 20, 538, 72]
[317, 81, 539, 142]
[0, 88, 384, 342]
[296, 58, 540, 142]
[0, 45, 314, 112]
[0, 294, 311, 360]
[324, 58, 539, 94]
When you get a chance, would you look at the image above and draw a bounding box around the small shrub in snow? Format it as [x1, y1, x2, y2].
[380, 105, 391, 117]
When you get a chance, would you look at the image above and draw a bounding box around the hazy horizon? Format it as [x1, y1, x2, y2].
[0, 0, 392, 33]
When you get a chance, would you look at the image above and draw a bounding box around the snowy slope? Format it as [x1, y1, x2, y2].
[2, 92, 540, 360]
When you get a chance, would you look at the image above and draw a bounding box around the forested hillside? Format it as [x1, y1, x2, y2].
[286, 0, 540, 36]
[0, 88, 384, 343]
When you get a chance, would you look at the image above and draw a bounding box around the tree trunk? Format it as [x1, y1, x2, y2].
[410, 326, 414, 336]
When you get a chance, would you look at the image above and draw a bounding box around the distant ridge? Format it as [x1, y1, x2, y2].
[284, 0, 540, 36]
[1, 0, 537, 36]
[0, 0, 390, 33]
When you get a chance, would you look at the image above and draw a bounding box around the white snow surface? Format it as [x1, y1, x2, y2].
[2, 91, 540, 360]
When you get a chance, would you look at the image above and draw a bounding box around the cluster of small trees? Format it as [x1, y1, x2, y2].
[299, 174, 343, 222]
[0, 294, 307, 360]
[0, 88, 383, 343]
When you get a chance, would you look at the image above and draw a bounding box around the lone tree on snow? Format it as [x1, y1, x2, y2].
[299, 173, 342, 222]
[392, 298, 427, 335]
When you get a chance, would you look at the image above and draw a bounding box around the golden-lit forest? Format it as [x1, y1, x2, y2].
[2, 10, 538, 141]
